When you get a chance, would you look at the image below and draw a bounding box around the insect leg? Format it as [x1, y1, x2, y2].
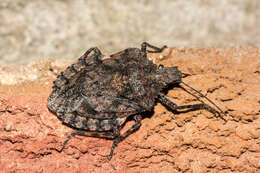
[158, 93, 225, 121]
[108, 114, 142, 159]
[80, 47, 102, 64]
[180, 81, 226, 116]
[141, 42, 167, 53]
[61, 130, 116, 151]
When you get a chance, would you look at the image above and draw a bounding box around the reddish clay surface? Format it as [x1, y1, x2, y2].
[0, 47, 259, 172]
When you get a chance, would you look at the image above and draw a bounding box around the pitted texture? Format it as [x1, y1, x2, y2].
[0, 47, 259, 172]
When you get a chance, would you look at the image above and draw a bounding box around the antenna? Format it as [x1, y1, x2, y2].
[180, 81, 226, 116]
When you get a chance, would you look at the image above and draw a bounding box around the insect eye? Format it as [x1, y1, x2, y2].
[158, 64, 164, 69]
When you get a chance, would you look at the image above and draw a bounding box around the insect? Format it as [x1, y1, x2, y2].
[47, 42, 226, 159]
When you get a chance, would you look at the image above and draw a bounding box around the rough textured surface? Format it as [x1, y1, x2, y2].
[0, 0, 260, 64]
[0, 47, 259, 172]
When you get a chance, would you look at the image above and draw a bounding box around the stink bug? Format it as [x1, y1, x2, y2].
[47, 42, 226, 159]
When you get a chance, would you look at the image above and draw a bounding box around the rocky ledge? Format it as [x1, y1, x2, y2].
[0, 47, 259, 172]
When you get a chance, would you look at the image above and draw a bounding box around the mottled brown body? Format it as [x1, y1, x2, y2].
[47, 42, 225, 159]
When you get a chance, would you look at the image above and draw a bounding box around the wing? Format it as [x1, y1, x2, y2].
[76, 94, 143, 118]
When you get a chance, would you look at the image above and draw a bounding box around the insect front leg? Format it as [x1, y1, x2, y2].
[158, 93, 223, 119]
[108, 114, 142, 159]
